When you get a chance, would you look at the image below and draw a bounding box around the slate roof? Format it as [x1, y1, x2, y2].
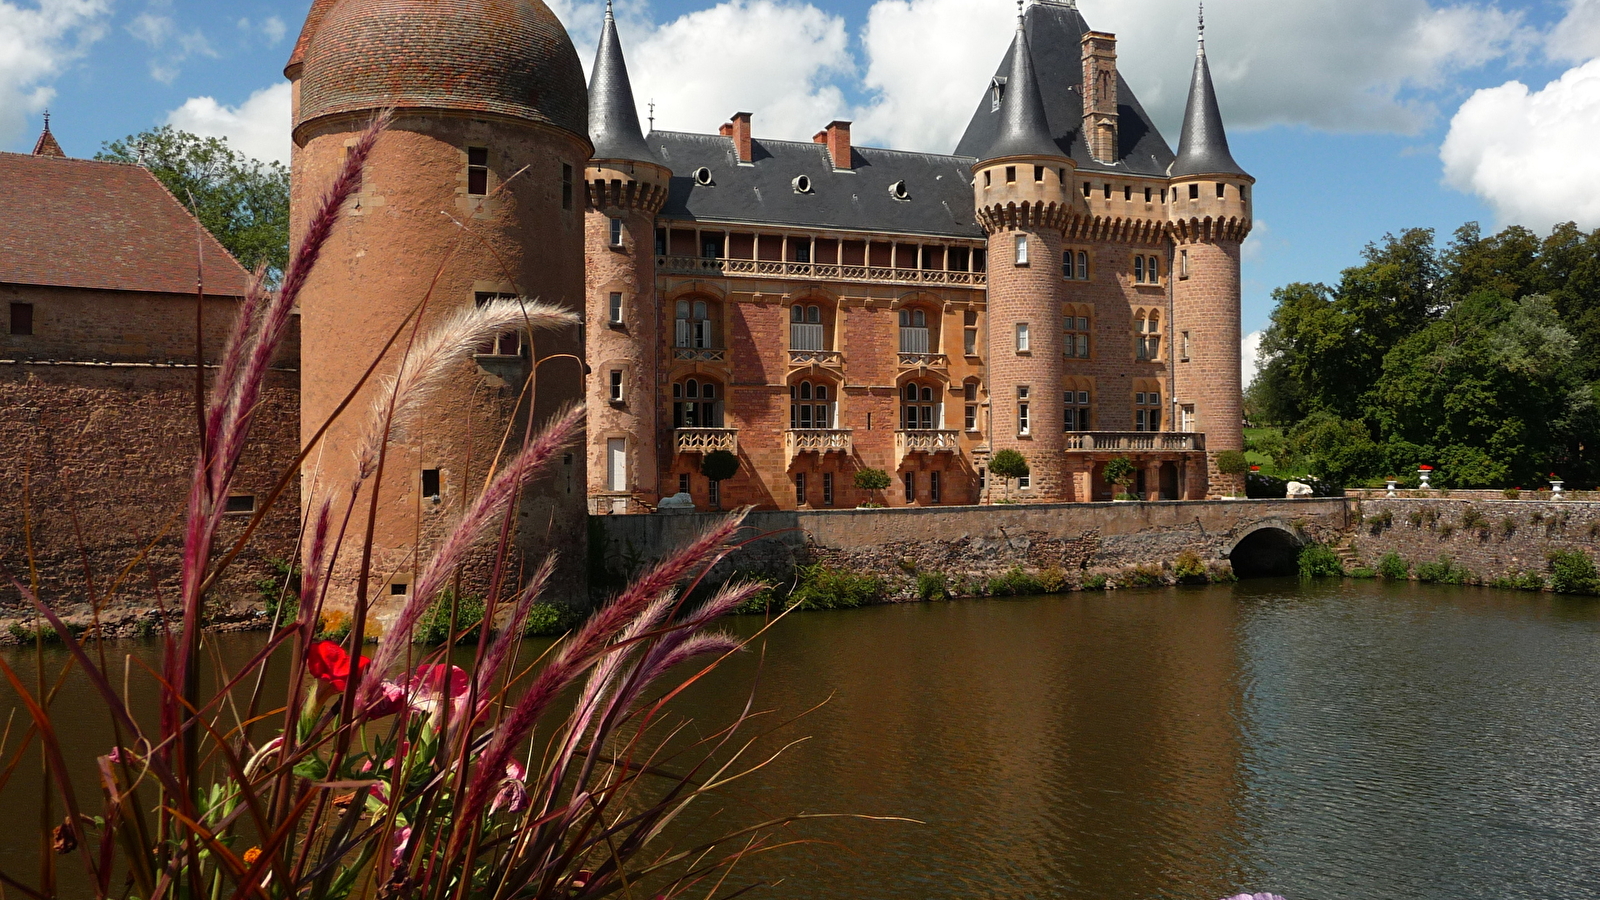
[980, 13, 1066, 162]
[954, 0, 1175, 176]
[297, 0, 589, 140]
[1169, 39, 1247, 178]
[651, 131, 983, 240]
[588, 4, 659, 165]
[0, 153, 250, 297]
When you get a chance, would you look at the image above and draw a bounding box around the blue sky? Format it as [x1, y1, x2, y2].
[5, 0, 1600, 368]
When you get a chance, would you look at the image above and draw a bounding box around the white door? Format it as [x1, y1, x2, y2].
[607, 439, 627, 492]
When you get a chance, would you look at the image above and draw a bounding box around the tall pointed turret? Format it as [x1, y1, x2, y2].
[981, 5, 1063, 162]
[589, 0, 659, 164]
[32, 111, 64, 158]
[1170, 4, 1245, 178]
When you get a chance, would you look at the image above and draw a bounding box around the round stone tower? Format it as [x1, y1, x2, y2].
[289, 0, 591, 611]
[584, 1, 671, 511]
[1166, 19, 1253, 499]
[972, 11, 1081, 501]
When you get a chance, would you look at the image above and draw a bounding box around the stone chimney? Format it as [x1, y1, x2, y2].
[813, 120, 852, 169]
[1081, 31, 1118, 163]
[728, 111, 753, 163]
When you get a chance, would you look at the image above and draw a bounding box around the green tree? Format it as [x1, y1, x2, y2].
[852, 467, 891, 506]
[700, 450, 739, 510]
[97, 126, 290, 280]
[1102, 456, 1137, 499]
[988, 450, 1029, 502]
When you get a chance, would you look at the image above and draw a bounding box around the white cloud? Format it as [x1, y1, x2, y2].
[1440, 59, 1600, 231]
[629, 0, 852, 140]
[128, 1, 214, 84]
[1242, 330, 1264, 387]
[166, 82, 292, 166]
[237, 15, 287, 46]
[0, 0, 109, 146]
[1547, 0, 1600, 63]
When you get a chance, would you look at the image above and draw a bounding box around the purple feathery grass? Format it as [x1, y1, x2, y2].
[361, 404, 583, 700]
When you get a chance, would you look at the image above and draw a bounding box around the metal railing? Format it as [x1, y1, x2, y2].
[1062, 432, 1205, 451]
[790, 323, 825, 351]
[674, 428, 738, 455]
[899, 327, 930, 354]
[657, 256, 987, 288]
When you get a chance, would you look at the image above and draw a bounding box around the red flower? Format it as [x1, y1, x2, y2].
[1419, 465, 1433, 471]
[307, 640, 369, 692]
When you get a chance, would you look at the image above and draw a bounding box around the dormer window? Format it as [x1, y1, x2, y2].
[990, 76, 1007, 111]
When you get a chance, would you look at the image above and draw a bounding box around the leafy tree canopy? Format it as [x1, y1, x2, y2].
[97, 126, 290, 281]
[1248, 222, 1600, 487]
[988, 450, 1029, 479]
[700, 449, 739, 483]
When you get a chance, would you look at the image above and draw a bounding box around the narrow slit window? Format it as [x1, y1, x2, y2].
[678, 473, 690, 495]
[1180, 249, 1190, 278]
[1144, 187, 1152, 202]
[390, 583, 408, 596]
[562, 163, 573, 209]
[1189, 183, 1200, 200]
[609, 291, 624, 324]
[930, 471, 942, 504]
[1077, 251, 1088, 280]
[823, 472, 834, 506]
[1124, 185, 1132, 201]
[609, 217, 625, 247]
[421, 468, 441, 499]
[1005, 166, 1016, 184]
[1217, 182, 1226, 198]
[466, 147, 488, 195]
[224, 495, 255, 514]
[795, 472, 806, 506]
[1015, 322, 1030, 353]
[609, 369, 624, 403]
[984, 170, 992, 187]
[9, 302, 33, 336]
[1103, 183, 1112, 199]
[1034, 165, 1044, 182]
[1083, 181, 1091, 197]
[1014, 234, 1029, 266]
[903, 472, 915, 503]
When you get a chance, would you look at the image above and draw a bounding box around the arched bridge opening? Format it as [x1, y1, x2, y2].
[1228, 526, 1303, 578]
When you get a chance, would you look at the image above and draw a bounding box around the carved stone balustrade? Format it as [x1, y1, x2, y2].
[675, 427, 738, 455]
[657, 255, 987, 289]
[789, 348, 843, 368]
[1062, 432, 1206, 452]
[895, 428, 961, 467]
[785, 428, 853, 465]
[672, 347, 726, 363]
[898, 352, 949, 370]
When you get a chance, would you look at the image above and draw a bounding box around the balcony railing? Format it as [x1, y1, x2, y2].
[899, 327, 930, 354]
[675, 427, 738, 455]
[588, 493, 651, 515]
[672, 346, 726, 362]
[789, 348, 843, 367]
[786, 428, 853, 463]
[1062, 432, 1205, 452]
[898, 352, 948, 369]
[895, 429, 961, 466]
[658, 256, 987, 288]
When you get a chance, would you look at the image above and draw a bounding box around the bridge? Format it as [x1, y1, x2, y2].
[593, 497, 1354, 587]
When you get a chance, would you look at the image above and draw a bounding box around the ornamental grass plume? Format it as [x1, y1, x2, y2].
[0, 111, 843, 900]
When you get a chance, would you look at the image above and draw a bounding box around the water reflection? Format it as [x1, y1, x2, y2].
[4, 581, 1600, 899]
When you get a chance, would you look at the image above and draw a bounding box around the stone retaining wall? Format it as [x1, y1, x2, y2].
[1349, 497, 1600, 582]
[592, 498, 1352, 594]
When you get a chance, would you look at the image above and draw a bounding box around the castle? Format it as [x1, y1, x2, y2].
[1, 0, 1250, 611]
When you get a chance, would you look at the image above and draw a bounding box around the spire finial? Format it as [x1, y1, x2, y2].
[1197, 2, 1206, 54]
[648, 99, 655, 131]
[605, 0, 613, 19]
[42, 108, 50, 131]
[1016, 0, 1024, 26]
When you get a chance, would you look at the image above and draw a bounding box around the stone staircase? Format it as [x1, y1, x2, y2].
[1332, 535, 1361, 570]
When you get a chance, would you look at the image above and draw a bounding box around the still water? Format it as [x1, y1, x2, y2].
[4, 578, 1600, 899]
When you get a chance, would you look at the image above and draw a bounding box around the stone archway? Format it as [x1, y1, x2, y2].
[1227, 524, 1303, 578]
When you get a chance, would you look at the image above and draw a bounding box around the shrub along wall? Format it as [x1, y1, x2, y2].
[1350, 497, 1600, 588]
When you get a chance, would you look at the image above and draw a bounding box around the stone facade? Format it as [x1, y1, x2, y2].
[1349, 497, 1600, 584]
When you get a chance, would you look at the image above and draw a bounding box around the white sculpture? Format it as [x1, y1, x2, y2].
[1286, 481, 1314, 498]
[657, 492, 696, 512]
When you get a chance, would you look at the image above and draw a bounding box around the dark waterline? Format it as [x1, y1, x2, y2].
[4, 579, 1600, 899]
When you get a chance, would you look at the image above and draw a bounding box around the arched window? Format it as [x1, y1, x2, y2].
[1146, 255, 1160, 281]
[901, 381, 941, 430]
[674, 299, 714, 348]
[790, 304, 825, 350]
[899, 308, 930, 353]
[1133, 256, 1145, 283]
[672, 378, 722, 428]
[1135, 311, 1162, 361]
[1076, 251, 1089, 281]
[790, 380, 833, 429]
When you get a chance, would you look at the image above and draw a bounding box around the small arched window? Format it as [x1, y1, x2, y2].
[898, 308, 931, 354]
[790, 304, 826, 350]
[790, 380, 833, 429]
[1147, 256, 1160, 281]
[1133, 256, 1145, 283]
[672, 378, 722, 428]
[901, 382, 940, 430]
[1076, 251, 1089, 280]
[675, 299, 714, 348]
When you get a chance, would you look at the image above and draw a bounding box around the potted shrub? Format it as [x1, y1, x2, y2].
[701, 449, 739, 510]
[1216, 449, 1249, 499]
[1103, 455, 1138, 501]
[988, 449, 1029, 503]
[852, 467, 891, 507]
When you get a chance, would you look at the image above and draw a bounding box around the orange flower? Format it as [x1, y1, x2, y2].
[243, 847, 262, 866]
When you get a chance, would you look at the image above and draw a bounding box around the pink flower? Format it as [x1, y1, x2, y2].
[406, 664, 470, 720]
[489, 760, 529, 815]
[391, 825, 412, 869]
[106, 747, 124, 764]
[367, 680, 407, 718]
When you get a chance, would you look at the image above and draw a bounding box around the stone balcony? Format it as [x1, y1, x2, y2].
[898, 351, 949, 370]
[895, 428, 961, 467]
[786, 428, 853, 465]
[658, 255, 987, 289]
[671, 346, 726, 363]
[675, 427, 738, 455]
[788, 348, 843, 368]
[1062, 432, 1206, 452]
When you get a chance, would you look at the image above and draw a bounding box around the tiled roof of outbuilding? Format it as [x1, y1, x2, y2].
[0, 153, 250, 297]
[652, 131, 983, 240]
[297, 0, 589, 141]
[955, 0, 1175, 176]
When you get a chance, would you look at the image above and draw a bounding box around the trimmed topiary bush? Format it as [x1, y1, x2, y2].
[1216, 449, 1250, 476]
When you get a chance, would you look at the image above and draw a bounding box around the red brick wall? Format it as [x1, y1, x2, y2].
[0, 364, 299, 612]
[1172, 238, 1243, 496]
[986, 226, 1068, 499]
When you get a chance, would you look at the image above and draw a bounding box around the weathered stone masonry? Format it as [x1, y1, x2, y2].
[1349, 497, 1600, 583]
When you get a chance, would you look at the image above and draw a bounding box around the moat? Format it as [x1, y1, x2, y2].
[5, 579, 1600, 899]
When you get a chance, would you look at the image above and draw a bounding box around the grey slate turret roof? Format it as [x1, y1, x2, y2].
[954, 0, 1175, 175]
[980, 11, 1065, 162]
[1169, 22, 1247, 178]
[651, 131, 983, 239]
[588, 1, 660, 165]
